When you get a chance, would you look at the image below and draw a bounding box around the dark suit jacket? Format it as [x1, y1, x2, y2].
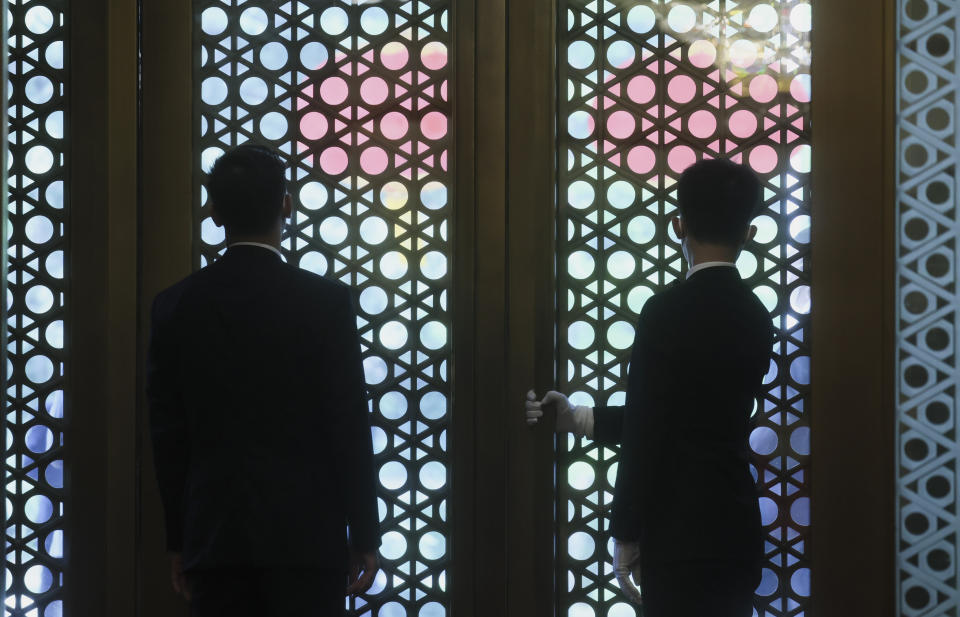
[593, 265, 774, 567]
[146, 244, 380, 571]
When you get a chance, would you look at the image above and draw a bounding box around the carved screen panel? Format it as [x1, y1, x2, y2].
[895, 1, 960, 614]
[4, 0, 68, 617]
[194, 2, 451, 615]
[556, 2, 811, 615]
[5, 1, 67, 616]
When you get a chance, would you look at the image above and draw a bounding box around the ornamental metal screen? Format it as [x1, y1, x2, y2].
[895, 1, 960, 614]
[555, 2, 811, 615]
[5, 1, 67, 616]
[4, 0, 68, 617]
[194, 2, 452, 615]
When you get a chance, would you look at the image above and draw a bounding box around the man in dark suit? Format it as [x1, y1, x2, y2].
[527, 159, 774, 616]
[146, 145, 381, 616]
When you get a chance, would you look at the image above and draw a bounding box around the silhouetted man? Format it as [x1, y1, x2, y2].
[147, 145, 380, 617]
[527, 159, 773, 616]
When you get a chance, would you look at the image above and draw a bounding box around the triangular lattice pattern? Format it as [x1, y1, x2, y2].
[4, 1, 68, 617]
[195, 2, 451, 615]
[556, 2, 811, 616]
[896, 1, 960, 615]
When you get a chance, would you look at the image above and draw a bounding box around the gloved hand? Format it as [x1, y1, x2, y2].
[613, 539, 642, 605]
[524, 390, 594, 438]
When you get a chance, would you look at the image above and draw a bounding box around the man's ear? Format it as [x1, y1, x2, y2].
[671, 216, 686, 240]
[282, 193, 292, 220]
[745, 224, 757, 243]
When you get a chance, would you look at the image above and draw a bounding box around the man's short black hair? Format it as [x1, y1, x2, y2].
[207, 145, 287, 235]
[677, 158, 763, 246]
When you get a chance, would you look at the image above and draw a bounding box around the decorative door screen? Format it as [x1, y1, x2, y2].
[555, 2, 811, 616]
[195, 2, 452, 615]
[6, 1, 68, 616]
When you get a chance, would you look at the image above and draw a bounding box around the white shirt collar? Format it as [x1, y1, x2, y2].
[686, 261, 736, 279]
[227, 241, 283, 259]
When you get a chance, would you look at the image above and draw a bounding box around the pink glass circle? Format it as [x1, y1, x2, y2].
[688, 40, 716, 69]
[381, 42, 409, 70]
[749, 74, 778, 103]
[441, 81, 448, 101]
[320, 77, 349, 105]
[627, 75, 655, 105]
[668, 145, 696, 173]
[607, 111, 636, 139]
[381, 111, 409, 140]
[361, 146, 389, 175]
[361, 77, 389, 105]
[300, 112, 328, 140]
[320, 147, 348, 175]
[441, 150, 448, 171]
[627, 145, 656, 174]
[790, 74, 811, 103]
[749, 145, 778, 174]
[667, 75, 696, 104]
[421, 112, 448, 140]
[688, 110, 717, 139]
[421, 42, 448, 70]
[728, 110, 758, 139]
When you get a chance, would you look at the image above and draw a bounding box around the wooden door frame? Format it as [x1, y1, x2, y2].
[67, 0, 139, 614]
[810, 1, 897, 615]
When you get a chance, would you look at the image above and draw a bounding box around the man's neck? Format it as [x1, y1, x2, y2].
[225, 233, 281, 250]
[685, 242, 738, 268]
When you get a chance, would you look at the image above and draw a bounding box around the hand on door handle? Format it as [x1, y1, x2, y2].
[524, 389, 594, 438]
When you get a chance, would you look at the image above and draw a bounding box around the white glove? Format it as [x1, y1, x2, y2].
[524, 390, 594, 438]
[613, 539, 642, 605]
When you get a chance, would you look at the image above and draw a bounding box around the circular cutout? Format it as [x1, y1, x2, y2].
[608, 181, 636, 209]
[607, 111, 636, 139]
[688, 40, 717, 68]
[422, 42, 448, 70]
[628, 146, 656, 175]
[607, 40, 635, 69]
[259, 112, 288, 140]
[381, 111, 409, 140]
[320, 147, 348, 175]
[300, 112, 328, 140]
[260, 42, 288, 70]
[568, 41, 595, 70]
[240, 7, 268, 35]
[381, 42, 409, 70]
[201, 7, 228, 35]
[361, 77, 389, 105]
[688, 109, 717, 138]
[667, 74, 696, 103]
[381, 181, 409, 209]
[627, 75, 655, 104]
[361, 7, 389, 36]
[627, 5, 656, 33]
[300, 42, 328, 70]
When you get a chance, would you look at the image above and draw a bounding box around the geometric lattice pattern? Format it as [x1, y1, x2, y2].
[896, 2, 960, 615]
[5, 1, 67, 616]
[194, 2, 450, 615]
[556, 3, 810, 615]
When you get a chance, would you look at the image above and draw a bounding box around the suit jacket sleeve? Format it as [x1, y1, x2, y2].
[327, 286, 382, 552]
[593, 407, 624, 445]
[607, 296, 660, 542]
[591, 293, 661, 447]
[145, 292, 189, 552]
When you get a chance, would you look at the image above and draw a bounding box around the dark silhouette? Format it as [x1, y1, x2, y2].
[146, 145, 380, 617]
[527, 159, 773, 617]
